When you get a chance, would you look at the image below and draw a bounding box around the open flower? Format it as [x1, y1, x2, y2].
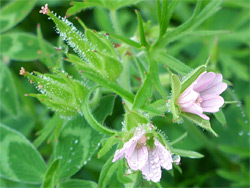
[112, 126, 178, 182]
[178, 72, 227, 120]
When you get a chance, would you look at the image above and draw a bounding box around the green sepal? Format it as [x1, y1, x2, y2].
[181, 65, 206, 93]
[170, 74, 182, 122]
[96, 51, 123, 81]
[124, 110, 149, 131]
[85, 29, 116, 57]
[214, 110, 227, 127]
[146, 133, 155, 149]
[25, 71, 87, 117]
[47, 11, 102, 69]
[182, 112, 218, 137]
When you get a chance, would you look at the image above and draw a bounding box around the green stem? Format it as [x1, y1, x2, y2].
[81, 87, 117, 135]
[110, 9, 123, 35]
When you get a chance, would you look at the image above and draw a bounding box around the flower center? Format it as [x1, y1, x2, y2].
[136, 135, 147, 148]
[195, 95, 203, 106]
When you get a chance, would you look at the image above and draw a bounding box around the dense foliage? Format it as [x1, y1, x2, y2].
[0, 0, 249, 187]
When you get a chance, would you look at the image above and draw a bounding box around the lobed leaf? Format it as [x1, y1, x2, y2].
[0, 63, 19, 117]
[0, 33, 58, 62]
[0, 124, 47, 184]
[0, 0, 37, 33]
[55, 115, 104, 179]
[59, 179, 97, 188]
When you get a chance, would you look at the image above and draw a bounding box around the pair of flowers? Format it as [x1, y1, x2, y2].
[113, 71, 227, 182]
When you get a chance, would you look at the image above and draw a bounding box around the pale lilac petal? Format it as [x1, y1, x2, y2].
[178, 89, 199, 108]
[201, 94, 224, 112]
[181, 103, 203, 115]
[154, 139, 173, 170]
[193, 72, 216, 93]
[199, 113, 210, 120]
[200, 82, 227, 96]
[141, 149, 162, 183]
[112, 148, 126, 162]
[123, 127, 146, 159]
[127, 146, 148, 170]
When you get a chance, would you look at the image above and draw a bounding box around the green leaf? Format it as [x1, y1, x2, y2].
[37, 24, 56, 67]
[171, 148, 204, 159]
[0, 124, 47, 184]
[217, 169, 248, 182]
[81, 88, 117, 135]
[56, 95, 116, 178]
[59, 179, 97, 188]
[33, 115, 63, 148]
[154, 51, 192, 76]
[55, 115, 103, 179]
[170, 74, 182, 122]
[135, 10, 149, 48]
[117, 160, 132, 184]
[80, 71, 134, 103]
[171, 132, 188, 146]
[182, 113, 218, 137]
[66, 0, 143, 17]
[98, 155, 119, 188]
[181, 65, 206, 93]
[125, 111, 149, 130]
[214, 110, 227, 127]
[98, 135, 118, 158]
[41, 159, 60, 188]
[0, 63, 19, 116]
[133, 76, 152, 109]
[66, 2, 101, 17]
[155, 0, 202, 47]
[0, 0, 37, 33]
[167, 30, 231, 44]
[219, 145, 250, 158]
[110, 32, 141, 48]
[0, 33, 58, 62]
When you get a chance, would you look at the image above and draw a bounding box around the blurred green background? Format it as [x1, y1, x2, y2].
[0, 0, 249, 187]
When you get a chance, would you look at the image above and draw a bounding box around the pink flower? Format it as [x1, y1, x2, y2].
[178, 72, 227, 120]
[39, 4, 49, 15]
[112, 126, 177, 183]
